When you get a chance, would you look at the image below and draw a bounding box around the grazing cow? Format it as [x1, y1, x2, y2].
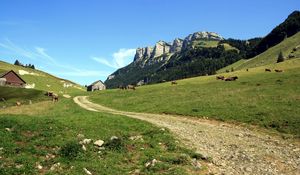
[119, 85, 126, 90]
[216, 75, 225, 80]
[16, 101, 21, 106]
[171, 81, 177, 85]
[127, 85, 136, 90]
[275, 69, 283, 72]
[45, 91, 54, 97]
[246, 69, 249, 72]
[225, 76, 238, 81]
[265, 68, 271, 72]
[52, 94, 59, 102]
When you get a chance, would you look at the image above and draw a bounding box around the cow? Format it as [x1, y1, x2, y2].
[118, 85, 126, 90]
[265, 68, 271, 72]
[16, 101, 21, 106]
[225, 76, 238, 81]
[52, 94, 59, 102]
[127, 85, 136, 90]
[275, 69, 283, 72]
[45, 91, 54, 97]
[171, 81, 177, 85]
[216, 75, 225, 80]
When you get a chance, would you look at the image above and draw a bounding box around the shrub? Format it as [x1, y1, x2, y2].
[60, 141, 82, 159]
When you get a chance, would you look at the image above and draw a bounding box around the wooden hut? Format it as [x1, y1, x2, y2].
[87, 80, 106, 92]
[0, 70, 26, 87]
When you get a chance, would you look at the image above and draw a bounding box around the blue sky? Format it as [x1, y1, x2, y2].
[0, 0, 299, 85]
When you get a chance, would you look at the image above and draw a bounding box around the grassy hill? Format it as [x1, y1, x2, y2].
[90, 58, 300, 136]
[0, 60, 84, 94]
[219, 32, 300, 72]
[0, 86, 49, 108]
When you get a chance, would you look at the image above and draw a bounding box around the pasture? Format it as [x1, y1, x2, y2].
[0, 97, 205, 175]
[90, 59, 300, 136]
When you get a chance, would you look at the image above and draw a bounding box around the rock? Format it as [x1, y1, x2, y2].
[110, 136, 118, 140]
[83, 168, 92, 175]
[170, 38, 183, 53]
[50, 162, 61, 171]
[81, 138, 92, 145]
[160, 128, 166, 131]
[151, 41, 171, 58]
[5, 128, 12, 132]
[129, 135, 143, 141]
[145, 159, 158, 168]
[94, 140, 104, 147]
[245, 167, 252, 172]
[37, 164, 43, 170]
[15, 164, 23, 169]
[191, 158, 202, 170]
[82, 145, 87, 151]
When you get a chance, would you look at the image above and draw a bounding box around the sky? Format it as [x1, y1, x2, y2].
[0, 0, 299, 85]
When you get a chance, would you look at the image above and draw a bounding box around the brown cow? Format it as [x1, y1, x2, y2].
[225, 76, 238, 81]
[171, 81, 177, 85]
[127, 85, 136, 90]
[265, 68, 271, 72]
[275, 69, 283, 72]
[216, 75, 225, 80]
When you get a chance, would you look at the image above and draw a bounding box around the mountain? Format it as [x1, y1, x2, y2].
[105, 31, 233, 88]
[249, 10, 300, 57]
[105, 11, 300, 89]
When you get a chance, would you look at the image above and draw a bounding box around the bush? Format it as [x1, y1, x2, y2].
[60, 141, 82, 159]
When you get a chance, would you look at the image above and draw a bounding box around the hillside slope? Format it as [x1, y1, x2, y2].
[0, 60, 84, 93]
[220, 32, 300, 71]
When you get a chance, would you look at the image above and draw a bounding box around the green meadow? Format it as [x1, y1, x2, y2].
[90, 59, 300, 136]
[0, 97, 206, 175]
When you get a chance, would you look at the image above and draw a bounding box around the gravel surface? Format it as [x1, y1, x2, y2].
[74, 96, 300, 175]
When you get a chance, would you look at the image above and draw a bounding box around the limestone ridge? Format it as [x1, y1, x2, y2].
[133, 31, 223, 66]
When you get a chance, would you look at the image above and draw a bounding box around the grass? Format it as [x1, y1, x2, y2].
[192, 40, 238, 51]
[234, 32, 300, 70]
[217, 59, 247, 73]
[0, 60, 84, 94]
[0, 86, 49, 107]
[0, 97, 206, 174]
[90, 59, 300, 136]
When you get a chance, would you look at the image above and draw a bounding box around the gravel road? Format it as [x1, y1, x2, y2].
[74, 96, 300, 175]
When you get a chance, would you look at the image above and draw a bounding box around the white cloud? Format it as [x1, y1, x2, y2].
[113, 48, 136, 68]
[0, 39, 107, 79]
[92, 48, 136, 69]
[92, 57, 117, 68]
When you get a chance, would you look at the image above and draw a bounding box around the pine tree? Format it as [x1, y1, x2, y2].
[277, 51, 285, 63]
[14, 60, 21, 66]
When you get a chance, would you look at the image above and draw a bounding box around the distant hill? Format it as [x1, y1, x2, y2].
[0, 60, 84, 93]
[250, 10, 300, 57]
[218, 31, 300, 72]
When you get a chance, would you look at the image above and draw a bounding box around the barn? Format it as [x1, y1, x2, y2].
[87, 80, 106, 92]
[0, 70, 26, 87]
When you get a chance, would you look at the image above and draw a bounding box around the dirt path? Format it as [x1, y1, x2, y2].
[74, 96, 300, 175]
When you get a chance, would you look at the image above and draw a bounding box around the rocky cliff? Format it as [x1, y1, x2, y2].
[133, 31, 224, 67]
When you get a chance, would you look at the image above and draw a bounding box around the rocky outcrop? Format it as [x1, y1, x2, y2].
[133, 31, 223, 65]
[183, 31, 224, 49]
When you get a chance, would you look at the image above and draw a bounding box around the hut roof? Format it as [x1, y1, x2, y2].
[0, 70, 26, 84]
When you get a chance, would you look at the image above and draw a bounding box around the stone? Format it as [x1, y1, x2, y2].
[77, 134, 85, 139]
[145, 159, 158, 168]
[50, 162, 61, 171]
[110, 136, 118, 140]
[15, 164, 23, 169]
[37, 164, 43, 170]
[83, 168, 92, 175]
[81, 138, 92, 145]
[94, 140, 104, 147]
[191, 158, 202, 170]
[129, 135, 143, 141]
[170, 38, 183, 53]
[5, 128, 12, 132]
[82, 145, 87, 151]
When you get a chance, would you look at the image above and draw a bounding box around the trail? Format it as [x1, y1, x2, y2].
[74, 96, 300, 175]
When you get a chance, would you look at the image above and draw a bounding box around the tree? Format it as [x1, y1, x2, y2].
[277, 51, 285, 63]
[14, 60, 21, 66]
